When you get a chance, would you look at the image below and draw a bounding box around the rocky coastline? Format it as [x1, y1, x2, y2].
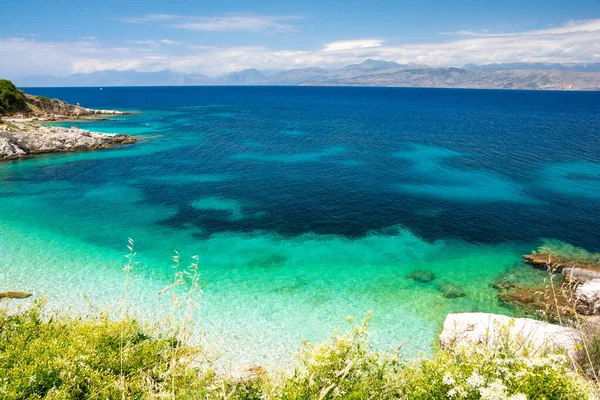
[0, 121, 136, 160]
[0, 82, 137, 160]
[14, 92, 132, 121]
[491, 247, 600, 322]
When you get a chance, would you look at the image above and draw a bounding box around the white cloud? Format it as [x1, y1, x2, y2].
[1, 19, 599, 79]
[323, 39, 383, 51]
[120, 13, 303, 32]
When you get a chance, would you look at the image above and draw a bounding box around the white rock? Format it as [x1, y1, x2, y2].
[440, 313, 580, 356]
[563, 268, 600, 284]
[0, 122, 134, 160]
[575, 279, 600, 315]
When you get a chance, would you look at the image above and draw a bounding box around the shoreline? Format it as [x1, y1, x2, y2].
[0, 119, 137, 161]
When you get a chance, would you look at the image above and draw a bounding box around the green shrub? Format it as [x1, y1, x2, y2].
[0, 302, 204, 399]
[399, 346, 595, 400]
[0, 79, 27, 116]
[272, 312, 401, 399]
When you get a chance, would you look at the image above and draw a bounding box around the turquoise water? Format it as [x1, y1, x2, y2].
[2, 87, 599, 367]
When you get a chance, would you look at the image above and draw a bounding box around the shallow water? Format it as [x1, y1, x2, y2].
[2, 87, 599, 367]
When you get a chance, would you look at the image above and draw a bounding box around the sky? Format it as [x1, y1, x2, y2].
[1, 0, 600, 78]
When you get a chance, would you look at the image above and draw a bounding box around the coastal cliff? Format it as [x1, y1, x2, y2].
[21, 93, 128, 120]
[0, 79, 136, 160]
[1, 78, 129, 120]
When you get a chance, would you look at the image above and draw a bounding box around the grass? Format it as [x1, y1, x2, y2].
[1, 241, 599, 399]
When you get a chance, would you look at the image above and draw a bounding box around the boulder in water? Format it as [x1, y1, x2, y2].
[0, 291, 32, 300]
[406, 270, 436, 283]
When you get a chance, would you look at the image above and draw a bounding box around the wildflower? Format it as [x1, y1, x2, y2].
[447, 386, 467, 398]
[466, 371, 485, 388]
[508, 394, 527, 400]
[479, 379, 508, 400]
[442, 372, 456, 386]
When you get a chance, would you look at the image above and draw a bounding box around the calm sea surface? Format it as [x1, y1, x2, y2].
[2, 86, 599, 366]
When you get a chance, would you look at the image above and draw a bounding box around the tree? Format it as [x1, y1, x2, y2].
[0, 79, 27, 115]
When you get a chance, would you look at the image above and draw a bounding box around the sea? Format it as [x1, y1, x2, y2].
[1, 86, 599, 367]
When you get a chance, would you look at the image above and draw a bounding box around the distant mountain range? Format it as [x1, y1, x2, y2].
[15, 60, 600, 90]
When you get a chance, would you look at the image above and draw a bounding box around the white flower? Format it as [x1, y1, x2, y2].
[479, 379, 508, 400]
[508, 394, 527, 400]
[442, 372, 456, 386]
[466, 371, 485, 388]
[447, 386, 467, 399]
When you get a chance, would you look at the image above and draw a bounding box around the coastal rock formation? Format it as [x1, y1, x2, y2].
[563, 268, 600, 284]
[496, 283, 575, 321]
[439, 313, 580, 355]
[575, 280, 600, 315]
[523, 253, 600, 272]
[0, 122, 135, 160]
[0, 291, 32, 300]
[17, 93, 128, 120]
[507, 250, 600, 317]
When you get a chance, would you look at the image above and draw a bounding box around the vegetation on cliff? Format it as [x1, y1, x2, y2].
[0, 80, 27, 116]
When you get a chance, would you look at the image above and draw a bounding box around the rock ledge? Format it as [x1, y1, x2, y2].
[439, 313, 580, 355]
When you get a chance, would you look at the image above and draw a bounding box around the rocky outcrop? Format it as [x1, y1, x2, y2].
[563, 268, 600, 284]
[0, 292, 32, 300]
[17, 93, 129, 120]
[575, 280, 600, 316]
[523, 253, 600, 272]
[0, 122, 135, 160]
[439, 313, 580, 356]
[495, 283, 576, 321]
[497, 250, 600, 318]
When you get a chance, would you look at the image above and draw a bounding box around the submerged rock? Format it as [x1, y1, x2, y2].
[406, 270, 436, 283]
[438, 282, 466, 298]
[0, 291, 32, 300]
[509, 248, 600, 318]
[439, 313, 580, 356]
[523, 252, 600, 272]
[497, 284, 576, 321]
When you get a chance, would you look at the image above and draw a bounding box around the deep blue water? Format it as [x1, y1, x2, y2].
[22, 86, 600, 250]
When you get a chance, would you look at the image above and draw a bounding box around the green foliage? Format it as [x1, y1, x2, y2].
[1, 304, 597, 400]
[0, 79, 27, 116]
[274, 312, 401, 399]
[399, 346, 595, 399]
[0, 306, 596, 399]
[0, 302, 204, 399]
